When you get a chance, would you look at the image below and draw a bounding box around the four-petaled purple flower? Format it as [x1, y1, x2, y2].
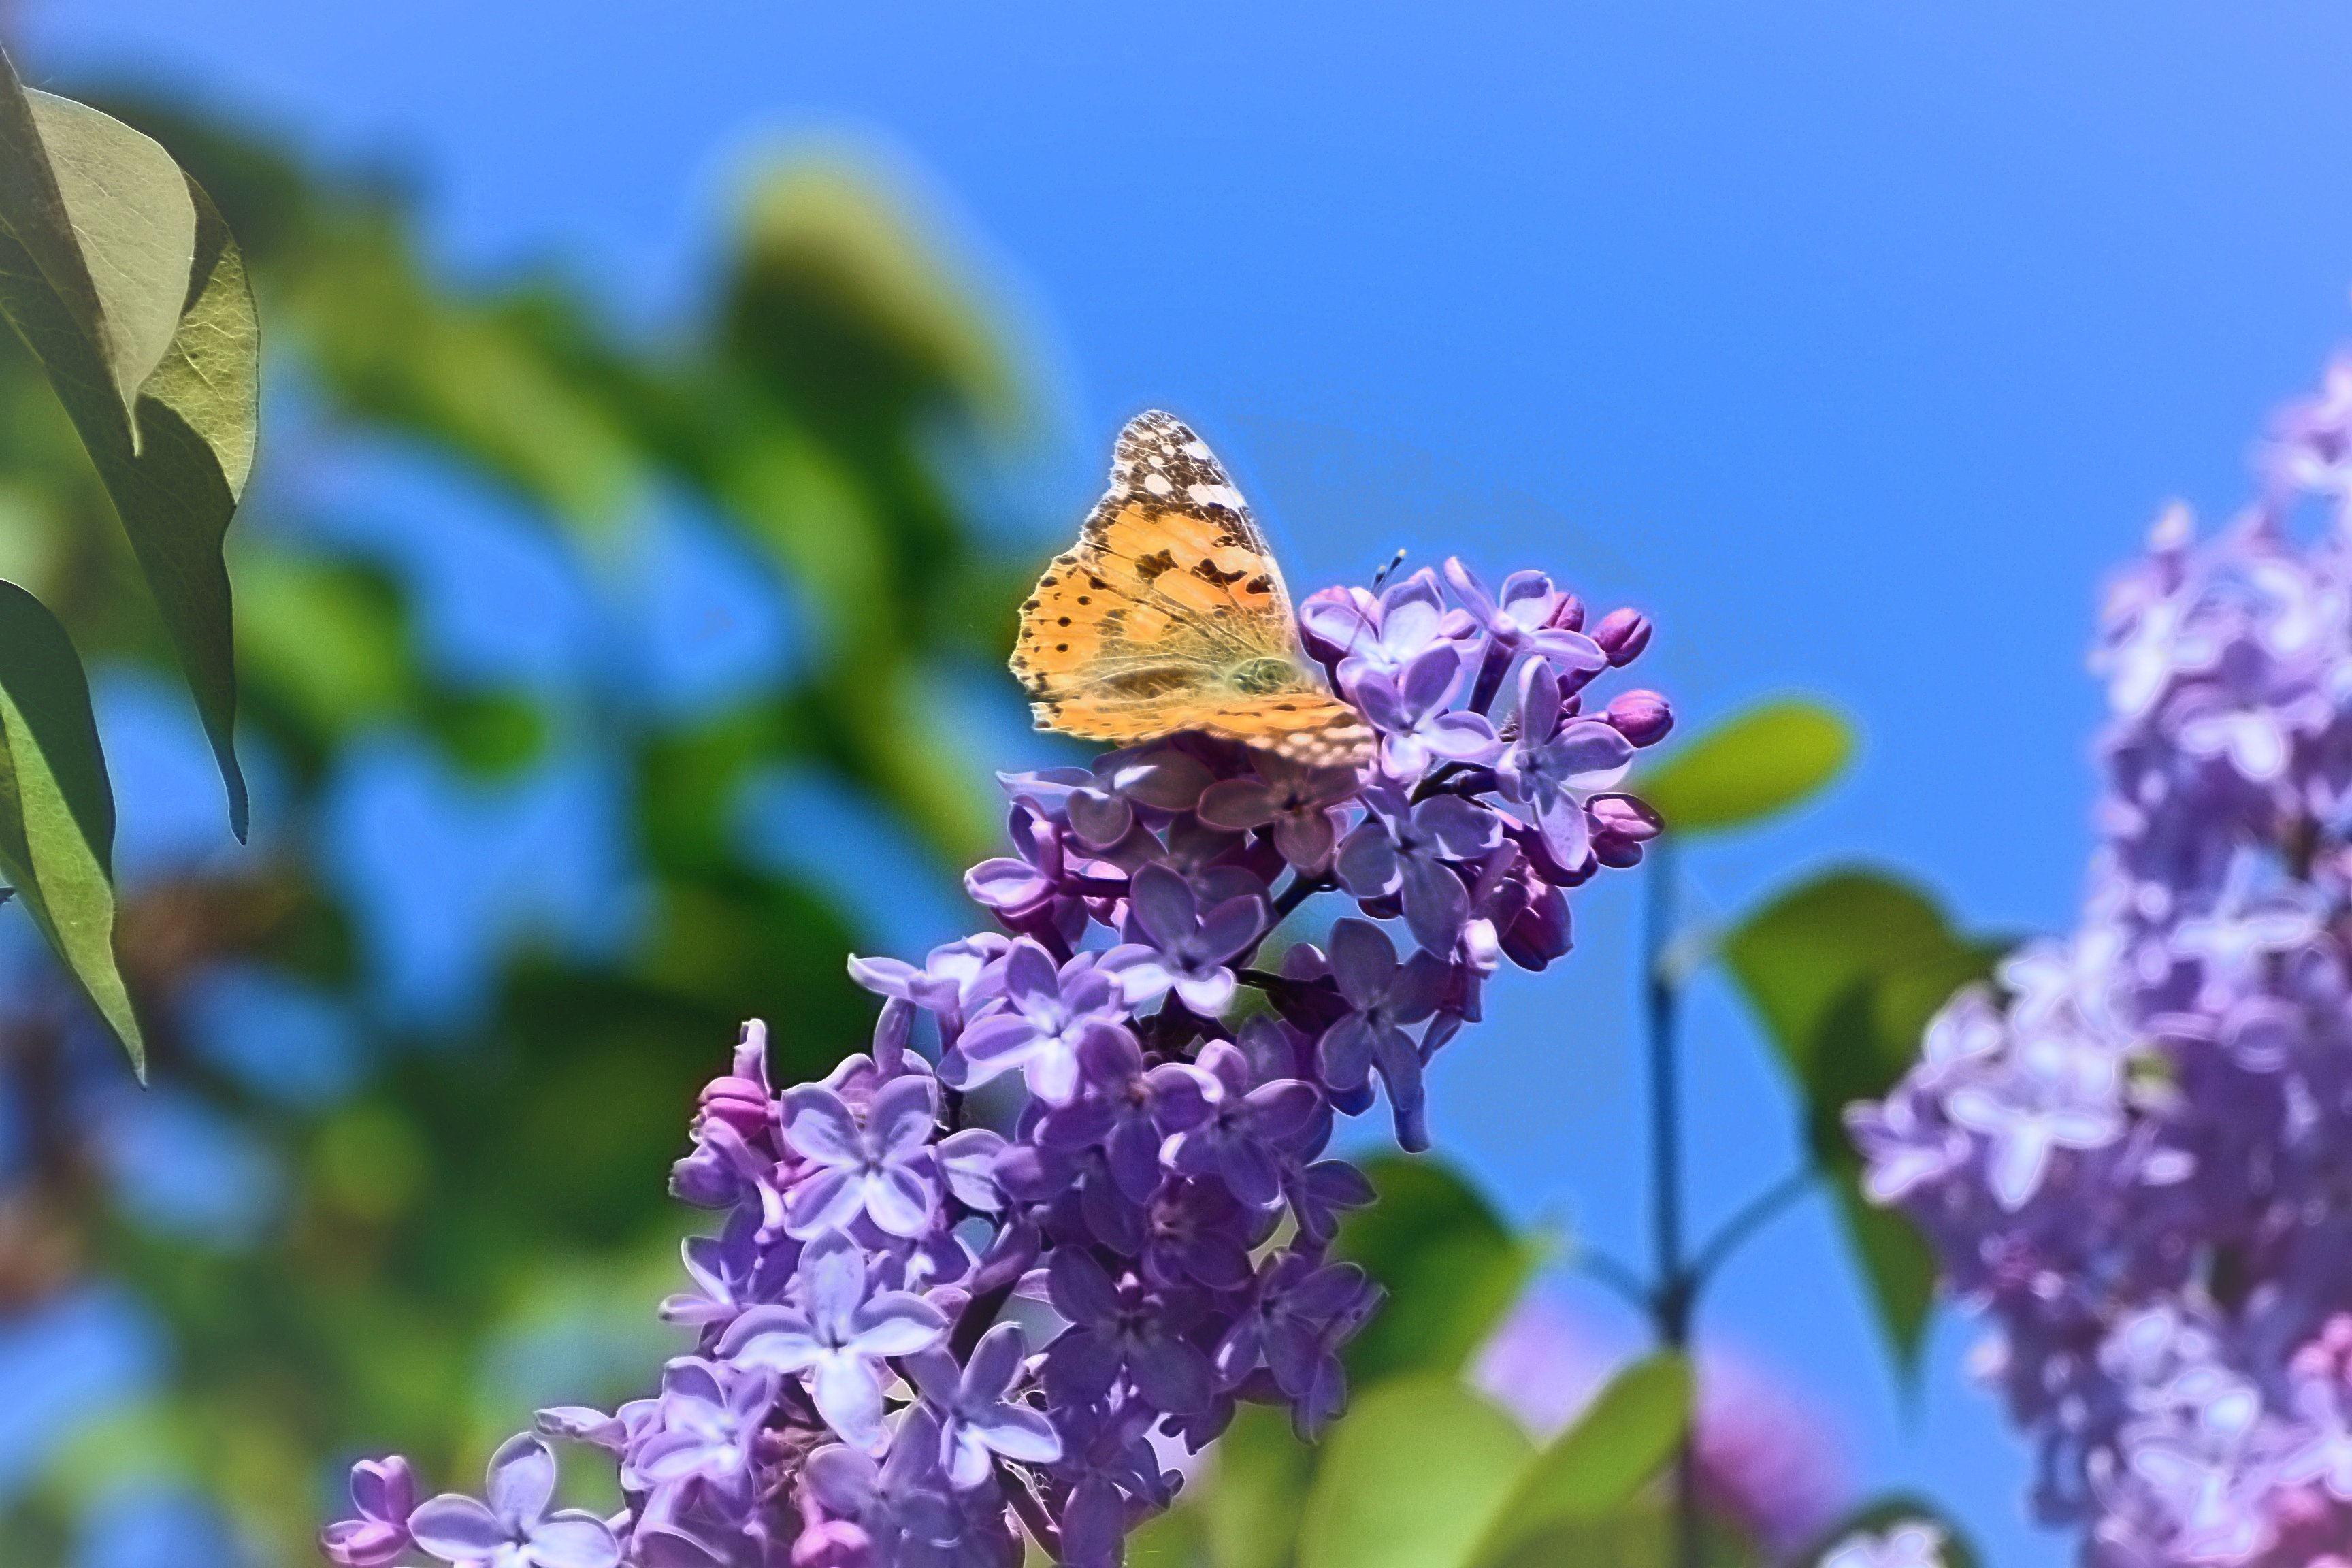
[1162, 1041, 1321, 1207]
[906, 1322, 1064, 1488]
[1337, 789, 1503, 953]
[947, 940, 1132, 1104]
[1043, 1247, 1215, 1416]
[1299, 568, 1476, 692]
[1497, 657, 1633, 872]
[1197, 753, 1360, 872]
[406, 1435, 621, 1568]
[720, 1230, 947, 1452]
[1349, 643, 1501, 784]
[781, 1074, 941, 1237]
[1115, 862, 1266, 1017]
[1319, 918, 1450, 1149]
[1036, 1022, 1218, 1202]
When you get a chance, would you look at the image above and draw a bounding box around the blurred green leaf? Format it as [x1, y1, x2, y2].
[1634, 698, 1851, 834]
[1720, 869, 1950, 1083]
[1469, 1354, 1692, 1568]
[1831, 1179, 1941, 1385]
[1334, 1156, 1543, 1383]
[0, 581, 140, 1068]
[1721, 868, 2000, 1381]
[0, 57, 255, 838]
[1296, 1375, 1535, 1568]
[1128, 1503, 1209, 1567]
[420, 687, 547, 778]
[1793, 1494, 1982, 1568]
[1201, 1403, 1317, 1568]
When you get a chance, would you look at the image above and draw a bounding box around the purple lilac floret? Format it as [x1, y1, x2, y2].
[320, 557, 1667, 1568]
[1852, 355, 2352, 1567]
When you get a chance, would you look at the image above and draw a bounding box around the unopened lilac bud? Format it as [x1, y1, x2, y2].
[1548, 593, 1586, 632]
[1604, 689, 1673, 747]
[1591, 608, 1652, 666]
[698, 1074, 776, 1141]
[1589, 794, 1663, 868]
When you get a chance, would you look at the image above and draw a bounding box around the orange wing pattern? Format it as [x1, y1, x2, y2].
[1010, 412, 1373, 768]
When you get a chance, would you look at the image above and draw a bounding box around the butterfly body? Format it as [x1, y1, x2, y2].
[1011, 412, 1375, 768]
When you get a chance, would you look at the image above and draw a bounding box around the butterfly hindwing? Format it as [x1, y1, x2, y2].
[1011, 411, 1373, 766]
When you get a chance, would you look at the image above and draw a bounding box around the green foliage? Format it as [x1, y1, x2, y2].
[0, 55, 256, 838]
[1721, 866, 2004, 1377]
[1296, 1375, 1536, 1568]
[1200, 1404, 1319, 1568]
[1334, 1154, 1545, 1384]
[1467, 1353, 1692, 1567]
[0, 582, 137, 1066]
[1633, 696, 1851, 834]
[0, 77, 1053, 1564]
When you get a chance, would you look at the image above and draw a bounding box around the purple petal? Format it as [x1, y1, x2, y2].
[1066, 787, 1135, 847]
[1550, 720, 1637, 782]
[846, 1291, 949, 1356]
[811, 1354, 889, 1452]
[779, 1086, 862, 1167]
[970, 1403, 1062, 1465]
[1396, 642, 1463, 719]
[1534, 791, 1592, 870]
[864, 1165, 937, 1237]
[955, 1011, 1044, 1066]
[1326, 918, 1399, 1007]
[1128, 1335, 1215, 1414]
[866, 1075, 939, 1162]
[784, 1167, 864, 1239]
[845, 954, 920, 1001]
[484, 1434, 555, 1533]
[529, 1514, 621, 1568]
[1350, 670, 1411, 731]
[1247, 1080, 1323, 1142]
[1273, 808, 1339, 871]
[1002, 939, 1062, 1013]
[1195, 894, 1269, 964]
[964, 1321, 1029, 1401]
[804, 1446, 879, 1514]
[800, 1231, 870, 1330]
[1173, 968, 1239, 1017]
[1198, 777, 1278, 830]
[964, 857, 1051, 911]
[1318, 1015, 1375, 1091]
[1146, 1062, 1219, 1129]
[1418, 794, 1503, 856]
[1399, 856, 1470, 953]
[721, 1318, 824, 1374]
[408, 1495, 511, 1558]
[1130, 862, 1200, 949]
[1047, 1247, 1122, 1327]
[904, 1345, 964, 1405]
[1422, 710, 1501, 763]
[1516, 657, 1561, 744]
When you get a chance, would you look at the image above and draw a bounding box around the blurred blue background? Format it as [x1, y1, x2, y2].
[20, 2, 2352, 1563]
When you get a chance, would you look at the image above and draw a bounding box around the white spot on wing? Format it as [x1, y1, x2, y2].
[1144, 473, 1175, 497]
[1189, 483, 1245, 510]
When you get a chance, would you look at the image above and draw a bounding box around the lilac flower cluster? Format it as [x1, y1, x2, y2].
[1851, 359, 2352, 1567]
[319, 560, 1668, 1568]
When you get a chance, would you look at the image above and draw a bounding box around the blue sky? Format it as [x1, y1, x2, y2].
[27, 1, 2352, 1560]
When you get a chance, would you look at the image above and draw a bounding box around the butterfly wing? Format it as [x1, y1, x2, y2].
[1011, 411, 1373, 767]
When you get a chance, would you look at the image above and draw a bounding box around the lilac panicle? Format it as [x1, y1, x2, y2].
[1855, 353, 2352, 1567]
[320, 554, 1665, 1567]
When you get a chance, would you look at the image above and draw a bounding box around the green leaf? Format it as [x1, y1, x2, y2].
[1633, 698, 1852, 834]
[1830, 1176, 1942, 1382]
[1334, 1156, 1542, 1383]
[1720, 867, 2001, 1382]
[1473, 1503, 1757, 1568]
[1296, 1375, 1535, 1568]
[1793, 1493, 1982, 1568]
[1719, 869, 1951, 1083]
[0, 581, 141, 1069]
[1469, 1353, 1692, 1568]
[1128, 1503, 1209, 1567]
[1201, 1403, 1317, 1568]
[0, 58, 257, 839]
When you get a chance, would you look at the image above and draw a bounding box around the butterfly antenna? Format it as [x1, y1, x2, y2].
[1371, 549, 1407, 591]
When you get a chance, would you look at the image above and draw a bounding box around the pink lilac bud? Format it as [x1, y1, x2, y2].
[1603, 689, 1673, 747]
[1590, 608, 1652, 666]
[1548, 593, 1586, 632]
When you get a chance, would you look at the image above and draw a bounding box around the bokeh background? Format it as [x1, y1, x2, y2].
[10, 3, 2352, 1563]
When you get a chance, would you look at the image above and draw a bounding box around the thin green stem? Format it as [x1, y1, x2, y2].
[1642, 837, 1703, 1568]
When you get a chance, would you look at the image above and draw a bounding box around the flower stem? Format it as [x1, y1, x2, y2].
[1642, 836, 1702, 1568]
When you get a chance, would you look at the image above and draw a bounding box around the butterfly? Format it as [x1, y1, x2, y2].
[1010, 411, 1375, 769]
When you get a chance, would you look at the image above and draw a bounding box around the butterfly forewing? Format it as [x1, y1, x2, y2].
[1011, 412, 1374, 767]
